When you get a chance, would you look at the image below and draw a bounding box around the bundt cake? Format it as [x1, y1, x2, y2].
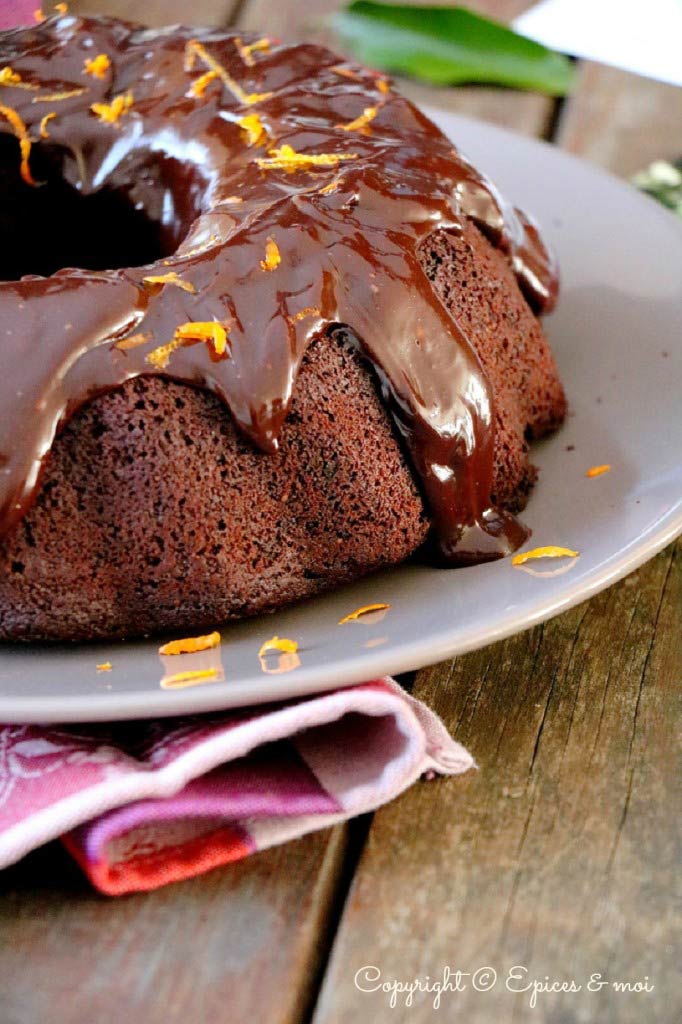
[0, 12, 566, 642]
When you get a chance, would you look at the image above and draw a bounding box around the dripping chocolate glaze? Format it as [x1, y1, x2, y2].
[0, 15, 558, 564]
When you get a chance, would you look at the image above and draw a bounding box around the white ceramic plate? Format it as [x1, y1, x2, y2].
[1, 110, 681, 723]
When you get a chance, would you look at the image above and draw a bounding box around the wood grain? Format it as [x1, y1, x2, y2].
[558, 62, 682, 175]
[314, 542, 682, 1023]
[70, 0, 240, 27]
[0, 825, 353, 1024]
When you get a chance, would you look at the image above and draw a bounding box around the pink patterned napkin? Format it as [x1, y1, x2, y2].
[0, 0, 37, 30]
[0, 679, 473, 894]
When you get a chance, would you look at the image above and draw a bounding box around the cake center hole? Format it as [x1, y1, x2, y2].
[0, 137, 180, 280]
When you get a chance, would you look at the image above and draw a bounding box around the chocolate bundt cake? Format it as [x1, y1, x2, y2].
[0, 13, 566, 642]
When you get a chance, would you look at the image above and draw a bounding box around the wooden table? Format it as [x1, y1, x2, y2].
[2, 3, 681, 1022]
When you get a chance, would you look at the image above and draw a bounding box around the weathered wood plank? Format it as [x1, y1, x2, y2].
[0, 825, 351, 1024]
[314, 541, 682, 1023]
[558, 62, 682, 175]
[70, 0, 240, 27]
[237, 0, 553, 138]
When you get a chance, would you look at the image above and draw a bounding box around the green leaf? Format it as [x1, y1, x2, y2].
[333, 1, 575, 96]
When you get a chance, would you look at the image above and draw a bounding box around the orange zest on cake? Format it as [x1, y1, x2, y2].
[160, 668, 220, 689]
[90, 91, 133, 123]
[258, 636, 298, 658]
[256, 144, 358, 172]
[0, 67, 38, 90]
[84, 54, 111, 79]
[143, 271, 196, 294]
[96, 661, 112, 672]
[376, 78, 391, 95]
[146, 321, 230, 369]
[185, 39, 272, 107]
[338, 602, 391, 624]
[331, 65, 362, 81]
[512, 546, 579, 567]
[234, 37, 271, 67]
[339, 106, 379, 132]
[237, 112, 268, 147]
[0, 103, 37, 185]
[289, 306, 321, 323]
[114, 332, 151, 351]
[158, 631, 221, 656]
[260, 238, 281, 271]
[188, 69, 218, 98]
[33, 88, 86, 102]
[586, 464, 611, 478]
[39, 111, 56, 138]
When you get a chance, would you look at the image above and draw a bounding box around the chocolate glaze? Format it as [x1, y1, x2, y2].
[0, 14, 558, 563]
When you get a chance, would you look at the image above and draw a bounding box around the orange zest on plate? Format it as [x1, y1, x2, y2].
[160, 668, 220, 690]
[96, 662, 112, 672]
[256, 144, 358, 172]
[512, 546, 579, 567]
[185, 39, 272, 107]
[0, 103, 37, 186]
[260, 237, 281, 271]
[338, 603, 391, 625]
[143, 271, 196, 294]
[339, 105, 378, 132]
[158, 631, 221, 656]
[586, 464, 611, 478]
[91, 91, 133, 124]
[84, 53, 111, 79]
[39, 111, 56, 138]
[258, 636, 298, 658]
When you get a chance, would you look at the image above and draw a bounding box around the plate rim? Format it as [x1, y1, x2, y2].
[2, 111, 681, 722]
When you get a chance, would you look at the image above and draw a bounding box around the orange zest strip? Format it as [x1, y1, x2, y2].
[39, 111, 56, 138]
[188, 69, 218, 98]
[0, 67, 38, 90]
[145, 335, 184, 369]
[175, 321, 228, 355]
[146, 320, 230, 369]
[33, 88, 85, 102]
[161, 668, 220, 689]
[0, 103, 37, 186]
[260, 237, 280, 271]
[34, 8, 44, 20]
[319, 178, 341, 195]
[256, 144, 358, 172]
[84, 53, 111, 79]
[185, 39, 272, 107]
[90, 91, 133, 123]
[159, 631, 221, 656]
[96, 662, 112, 672]
[235, 36, 271, 67]
[586, 464, 611, 478]
[289, 306, 321, 324]
[237, 112, 268, 147]
[331, 65, 362, 81]
[338, 602, 391, 625]
[55, 2, 68, 11]
[339, 105, 378, 132]
[376, 78, 391, 95]
[258, 636, 298, 658]
[512, 546, 579, 567]
[143, 271, 196, 294]
[114, 332, 151, 351]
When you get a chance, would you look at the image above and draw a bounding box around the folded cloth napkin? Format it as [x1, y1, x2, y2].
[0, 678, 472, 894]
